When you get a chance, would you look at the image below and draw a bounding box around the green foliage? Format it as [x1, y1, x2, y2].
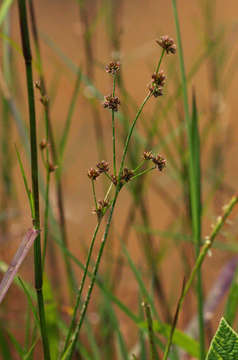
[206, 318, 238, 360]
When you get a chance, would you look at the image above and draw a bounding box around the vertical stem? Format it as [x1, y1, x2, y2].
[17, 1, 50, 358]
[112, 75, 117, 175]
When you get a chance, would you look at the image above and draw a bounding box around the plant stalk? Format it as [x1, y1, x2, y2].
[17, 0, 50, 358]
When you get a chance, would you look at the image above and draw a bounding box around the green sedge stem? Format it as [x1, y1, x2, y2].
[133, 160, 145, 173]
[62, 220, 101, 354]
[155, 49, 165, 75]
[131, 166, 156, 181]
[17, 0, 50, 358]
[91, 180, 98, 211]
[112, 75, 117, 175]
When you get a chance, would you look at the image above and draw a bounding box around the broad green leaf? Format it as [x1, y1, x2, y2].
[206, 318, 238, 360]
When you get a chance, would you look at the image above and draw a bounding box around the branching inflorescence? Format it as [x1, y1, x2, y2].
[87, 36, 176, 220]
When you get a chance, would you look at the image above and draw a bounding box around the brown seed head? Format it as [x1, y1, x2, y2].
[103, 95, 120, 112]
[93, 199, 109, 220]
[96, 160, 110, 173]
[105, 61, 120, 75]
[143, 151, 153, 160]
[49, 163, 58, 173]
[111, 174, 118, 186]
[152, 154, 166, 171]
[40, 139, 47, 150]
[148, 84, 163, 97]
[152, 70, 166, 86]
[121, 168, 134, 182]
[156, 35, 176, 54]
[40, 95, 49, 106]
[88, 168, 100, 180]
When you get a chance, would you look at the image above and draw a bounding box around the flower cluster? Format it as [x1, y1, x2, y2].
[93, 200, 109, 219]
[156, 35, 176, 55]
[103, 95, 120, 112]
[110, 167, 134, 187]
[105, 61, 120, 75]
[143, 151, 166, 171]
[148, 70, 166, 97]
[96, 160, 110, 173]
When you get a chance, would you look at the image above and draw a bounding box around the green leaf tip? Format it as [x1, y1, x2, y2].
[206, 317, 238, 360]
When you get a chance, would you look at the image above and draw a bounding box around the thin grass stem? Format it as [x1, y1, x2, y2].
[17, 0, 50, 358]
[112, 74, 117, 175]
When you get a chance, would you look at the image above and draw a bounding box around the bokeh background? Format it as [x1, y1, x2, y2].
[1, 0, 238, 358]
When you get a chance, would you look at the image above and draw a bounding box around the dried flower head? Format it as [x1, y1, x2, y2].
[105, 61, 120, 75]
[96, 160, 110, 173]
[34, 80, 42, 91]
[103, 95, 120, 112]
[40, 139, 48, 150]
[87, 168, 100, 180]
[40, 95, 49, 106]
[111, 174, 118, 186]
[148, 70, 166, 97]
[152, 70, 166, 86]
[93, 199, 109, 219]
[156, 35, 176, 54]
[49, 163, 58, 173]
[152, 154, 166, 171]
[143, 151, 153, 160]
[121, 168, 134, 182]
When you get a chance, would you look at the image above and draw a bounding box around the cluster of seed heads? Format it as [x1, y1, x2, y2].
[103, 95, 120, 112]
[143, 151, 166, 171]
[105, 61, 120, 75]
[148, 70, 166, 97]
[87, 160, 110, 181]
[93, 199, 109, 220]
[156, 35, 176, 54]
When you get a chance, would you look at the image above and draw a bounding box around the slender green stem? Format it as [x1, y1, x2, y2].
[17, 1, 50, 358]
[91, 180, 98, 211]
[171, 0, 205, 357]
[142, 302, 159, 360]
[64, 191, 120, 359]
[163, 195, 238, 359]
[119, 92, 152, 179]
[155, 49, 165, 74]
[133, 160, 145, 173]
[62, 220, 101, 353]
[42, 108, 50, 268]
[131, 167, 156, 181]
[112, 75, 117, 175]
